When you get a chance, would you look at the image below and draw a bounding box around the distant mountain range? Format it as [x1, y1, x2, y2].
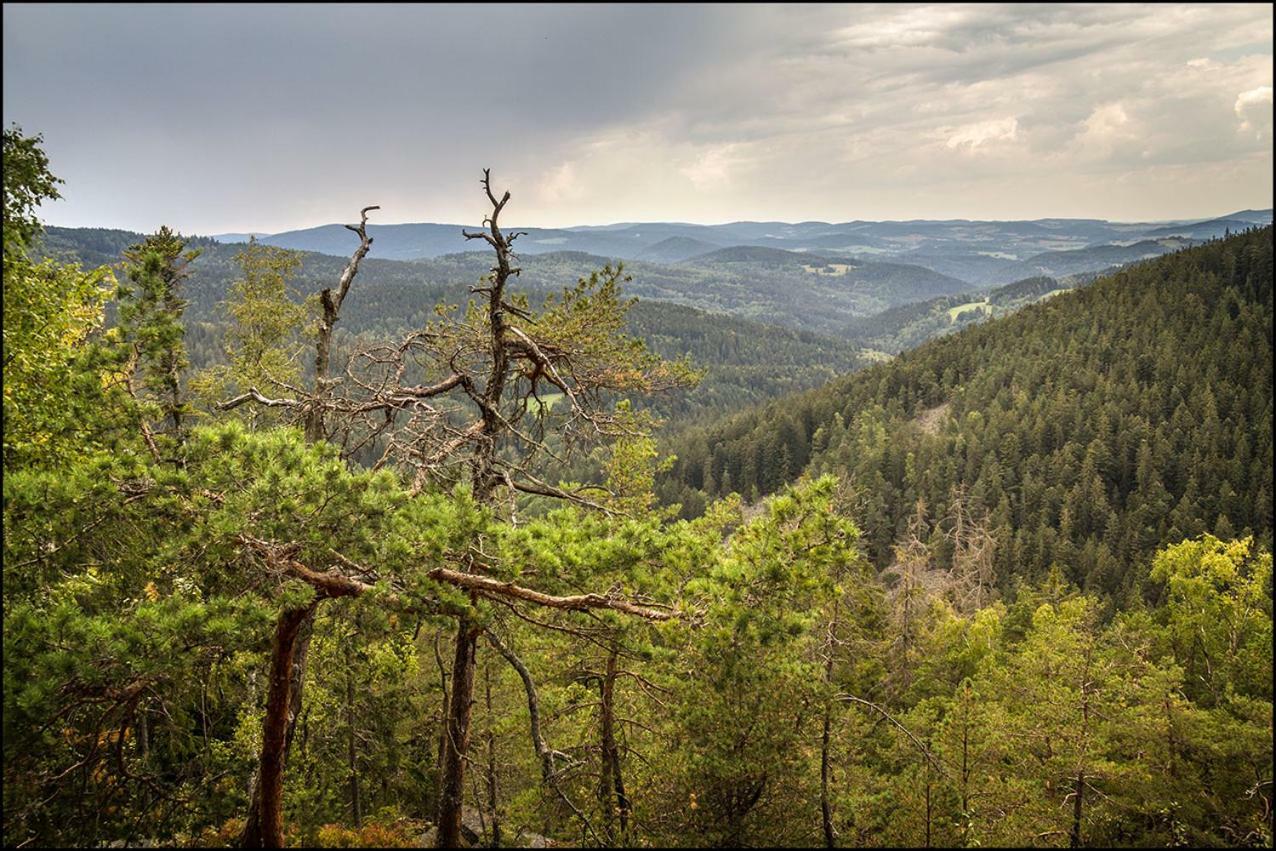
[35, 225, 872, 425]
[211, 209, 1271, 287]
[42, 225, 969, 339]
[46, 219, 1267, 429]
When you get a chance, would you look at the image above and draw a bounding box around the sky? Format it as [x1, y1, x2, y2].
[3, 3, 1273, 234]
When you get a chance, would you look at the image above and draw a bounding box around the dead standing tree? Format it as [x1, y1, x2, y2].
[944, 485, 997, 614]
[230, 205, 379, 848]
[408, 170, 691, 848]
[306, 206, 381, 444]
[223, 173, 692, 847]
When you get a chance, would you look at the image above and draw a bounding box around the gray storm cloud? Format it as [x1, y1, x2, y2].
[3, 3, 1271, 233]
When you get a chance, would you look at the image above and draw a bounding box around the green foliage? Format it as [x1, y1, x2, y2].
[1150, 535, 1273, 706]
[190, 239, 308, 420]
[2, 124, 61, 252]
[646, 477, 880, 846]
[2, 128, 125, 469]
[118, 226, 200, 449]
[664, 228, 1275, 599]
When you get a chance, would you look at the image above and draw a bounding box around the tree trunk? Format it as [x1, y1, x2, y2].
[1070, 637, 1094, 849]
[436, 617, 479, 848]
[433, 633, 450, 819]
[137, 703, 150, 764]
[960, 712, 970, 847]
[347, 644, 362, 829]
[242, 609, 314, 846]
[821, 702, 834, 848]
[924, 761, 933, 848]
[598, 648, 627, 846]
[240, 603, 315, 848]
[484, 662, 500, 848]
[1069, 770, 1084, 848]
[821, 598, 840, 848]
[285, 615, 314, 754]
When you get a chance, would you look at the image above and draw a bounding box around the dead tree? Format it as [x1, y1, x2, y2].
[232, 206, 378, 848]
[944, 485, 997, 614]
[306, 206, 380, 443]
[222, 174, 690, 848]
[305, 171, 688, 847]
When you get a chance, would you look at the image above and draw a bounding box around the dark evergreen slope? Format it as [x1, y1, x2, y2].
[627, 300, 866, 419]
[843, 274, 1081, 354]
[660, 227, 1274, 596]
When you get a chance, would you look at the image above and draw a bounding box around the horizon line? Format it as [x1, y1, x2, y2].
[39, 206, 1275, 239]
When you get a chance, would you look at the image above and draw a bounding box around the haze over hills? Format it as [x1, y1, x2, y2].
[213, 209, 1272, 287]
[50, 211, 1272, 350]
[35, 226, 870, 426]
[41, 227, 972, 337]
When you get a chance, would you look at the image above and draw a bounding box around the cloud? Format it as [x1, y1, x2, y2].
[946, 117, 1019, 150]
[1074, 102, 1138, 158]
[538, 162, 584, 205]
[1235, 85, 1273, 138]
[2, 3, 1271, 230]
[832, 5, 975, 50]
[680, 143, 747, 189]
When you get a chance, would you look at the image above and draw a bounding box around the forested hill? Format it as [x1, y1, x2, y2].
[659, 227, 1274, 598]
[841, 273, 1091, 355]
[36, 227, 868, 424]
[42, 227, 972, 338]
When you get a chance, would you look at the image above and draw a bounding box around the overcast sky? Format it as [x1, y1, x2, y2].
[3, 3, 1272, 234]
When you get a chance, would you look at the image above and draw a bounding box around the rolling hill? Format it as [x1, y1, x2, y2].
[36, 226, 870, 424]
[209, 211, 1273, 289]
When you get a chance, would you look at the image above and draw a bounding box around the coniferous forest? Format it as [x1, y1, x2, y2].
[3, 111, 1273, 851]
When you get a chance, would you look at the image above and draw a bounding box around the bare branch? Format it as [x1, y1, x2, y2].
[426, 566, 676, 621]
[835, 694, 950, 780]
[217, 388, 301, 411]
[238, 535, 677, 621]
[484, 629, 602, 846]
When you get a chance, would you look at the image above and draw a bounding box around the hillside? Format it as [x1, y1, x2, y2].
[37, 227, 868, 424]
[993, 237, 1196, 283]
[1141, 213, 1270, 239]
[42, 228, 974, 338]
[843, 273, 1093, 354]
[413, 246, 975, 334]
[671, 247, 975, 332]
[211, 212, 1272, 287]
[659, 228, 1274, 597]
[627, 300, 867, 419]
[636, 235, 723, 262]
